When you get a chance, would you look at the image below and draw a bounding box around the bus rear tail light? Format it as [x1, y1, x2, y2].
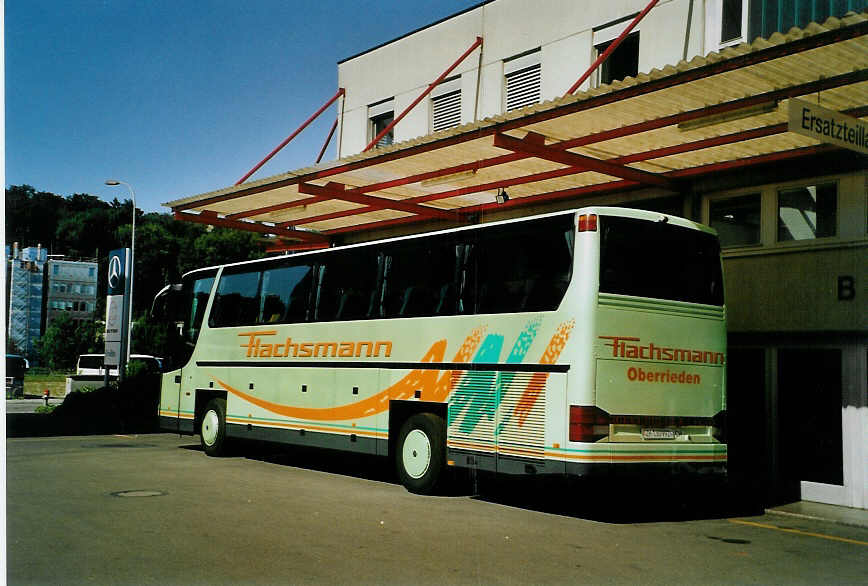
[569, 406, 610, 442]
[577, 213, 598, 232]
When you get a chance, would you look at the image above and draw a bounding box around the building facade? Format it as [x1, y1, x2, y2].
[41, 259, 99, 332]
[337, 0, 865, 157]
[165, 0, 867, 509]
[336, 0, 868, 510]
[6, 245, 47, 362]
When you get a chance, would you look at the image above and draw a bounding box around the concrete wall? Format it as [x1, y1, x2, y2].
[337, 0, 707, 157]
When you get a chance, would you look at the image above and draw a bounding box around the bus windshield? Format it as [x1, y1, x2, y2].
[599, 215, 724, 306]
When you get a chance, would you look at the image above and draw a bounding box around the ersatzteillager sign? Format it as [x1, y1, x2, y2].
[788, 98, 868, 155]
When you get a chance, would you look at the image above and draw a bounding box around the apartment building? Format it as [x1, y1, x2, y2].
[6, 245, 47, 362]
[41, 258, 98, 331]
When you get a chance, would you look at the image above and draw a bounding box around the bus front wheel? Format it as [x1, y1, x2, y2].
[200, 398, 228, 457]
[396, 413, 446, 495]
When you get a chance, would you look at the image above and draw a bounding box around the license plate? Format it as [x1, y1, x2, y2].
[642, 429, 678, 440]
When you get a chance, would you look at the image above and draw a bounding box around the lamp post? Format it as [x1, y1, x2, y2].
[105, 179, 135, 382]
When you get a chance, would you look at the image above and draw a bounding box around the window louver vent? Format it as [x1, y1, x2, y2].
[505, 64, 541, 112]
[432, 89, 461, 132]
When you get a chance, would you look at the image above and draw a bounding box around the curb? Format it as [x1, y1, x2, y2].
[766, 506, 868, 531]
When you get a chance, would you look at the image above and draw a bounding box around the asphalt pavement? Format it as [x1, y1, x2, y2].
[7, 433, 868, 585]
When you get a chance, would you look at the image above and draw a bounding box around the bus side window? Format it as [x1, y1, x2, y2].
[315, 251, 379, 322]
[382, 237, 455, 318]
[455, 242, 477, 315]
[187, 276, 214, 343]
[210, 271, 261, 327]
[473, 216, 574, 314]
[258, 264, 313, 324]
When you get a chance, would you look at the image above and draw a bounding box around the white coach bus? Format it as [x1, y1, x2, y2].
[154, 207, 727, 494]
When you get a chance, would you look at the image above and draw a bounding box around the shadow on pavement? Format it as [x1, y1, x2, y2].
[468, 473, 764, 523]
[188, 438, 762, 522]
[6, 375, 162, 438]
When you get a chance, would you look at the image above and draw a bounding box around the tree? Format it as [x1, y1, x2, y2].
[35, 313, 101, 371]
[182, 226, 265, 271]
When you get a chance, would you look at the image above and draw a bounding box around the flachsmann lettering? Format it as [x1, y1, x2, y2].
[599, 335, 725, 365]
[239, 331, 393, 359]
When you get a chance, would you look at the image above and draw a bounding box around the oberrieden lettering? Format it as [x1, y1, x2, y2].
[627, 366, 700, 385]
[239, 331, 392, 359]
[599, 335, 725, 365]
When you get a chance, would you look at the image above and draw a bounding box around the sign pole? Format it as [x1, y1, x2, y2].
[104, 248, 131, 387]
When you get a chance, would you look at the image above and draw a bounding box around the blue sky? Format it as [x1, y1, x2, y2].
[6, 0, 479, 213]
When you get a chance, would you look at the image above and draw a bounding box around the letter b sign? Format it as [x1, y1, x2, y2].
[837, 276, 855, 301]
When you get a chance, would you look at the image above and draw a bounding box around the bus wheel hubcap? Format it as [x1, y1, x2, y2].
[202, 410, 219, 446]
[402, 429, 431, 479]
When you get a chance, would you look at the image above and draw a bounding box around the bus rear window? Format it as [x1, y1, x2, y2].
[599, 216, 724, 306]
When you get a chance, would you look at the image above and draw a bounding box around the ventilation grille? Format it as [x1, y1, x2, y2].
[447, 370, 546, 460]
[505, 64, 541, 112]
[497, 372, 545, 460]
[432, 89, 461, 132]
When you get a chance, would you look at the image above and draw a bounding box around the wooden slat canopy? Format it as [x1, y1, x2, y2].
[165, 12, 868, 250]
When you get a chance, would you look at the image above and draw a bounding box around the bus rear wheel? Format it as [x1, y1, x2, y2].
[200, 398, 228, 457]
[396, 413, 446, 495]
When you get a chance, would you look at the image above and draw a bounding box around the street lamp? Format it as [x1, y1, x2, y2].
[105, 179, 136, 382]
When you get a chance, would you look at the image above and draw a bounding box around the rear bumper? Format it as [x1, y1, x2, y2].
[565, 458, 727, 479]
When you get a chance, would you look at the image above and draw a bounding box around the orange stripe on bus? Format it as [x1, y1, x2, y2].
[216, 328, 486, 422]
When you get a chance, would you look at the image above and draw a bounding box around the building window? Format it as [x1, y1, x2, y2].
[709, 194, 761, 247]
[706, 0, 747, 50]
[431, 77, 461, 132]
[504, 49, 541, 112]
[595, 32, 639, 86]
[721, 0, 743, 43]
[368, 98, 395, 148]
[778, 183, 837, 241]
[88, 267, 95, 278]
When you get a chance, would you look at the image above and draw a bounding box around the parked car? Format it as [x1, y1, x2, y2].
[75, 354, 164, 376]
[66, 354, 164, 396]
[6, 354, 29, 398]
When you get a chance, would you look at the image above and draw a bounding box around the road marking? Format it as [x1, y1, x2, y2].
[729, 519, 868, 546]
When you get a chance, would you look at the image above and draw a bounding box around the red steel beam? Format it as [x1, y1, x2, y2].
[225, 195, 332, 221]
[363, 36, 483, 152]
[223, 96, 868, 231]
[294, 70, 866, 204]
[297, 182, 457, 220]
[323, 180, 642, 235]
[236, 88, 345, 185]
[493, 132, 676, 188]
[281, 102, 868, 228]
[173, 211, 329, 244]
[325, 143, 838, 235]
[566, 0, 659, 95]
[316, 117, 339, 164]
[667, 144, 834, 178]
[266, 241, 331, 253]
